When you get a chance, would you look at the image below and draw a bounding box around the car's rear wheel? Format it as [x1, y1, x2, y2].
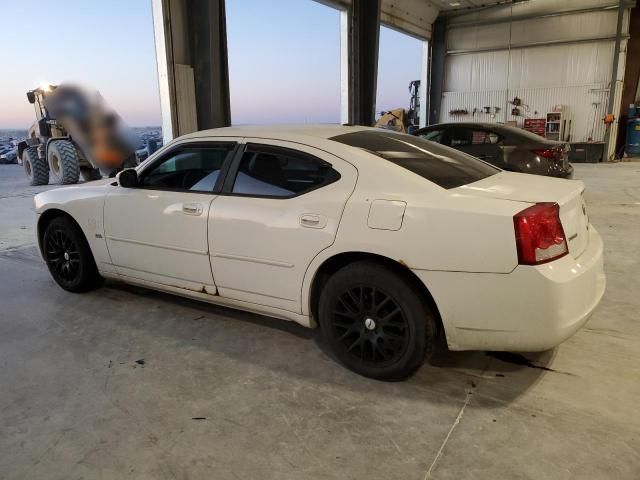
[42, 216, 103, 292]
[318, 262, 435, 380]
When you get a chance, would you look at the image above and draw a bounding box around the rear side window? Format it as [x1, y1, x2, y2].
[231, 145, 340, 197]
[331, 130, 498, 189]
[418, 129, 443, 142]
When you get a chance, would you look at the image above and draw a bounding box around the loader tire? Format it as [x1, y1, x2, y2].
[48, 140, 80, 185]
[22, 147, 49, 186]
[80, 167, 102, 182]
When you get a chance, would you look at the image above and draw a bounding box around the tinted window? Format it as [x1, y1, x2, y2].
[418, 129, 443, 142]
[331, 130, 499, 189]
[446, 128, 473, 146]
[232, 146, 340, 197]
[141, 145, 233, 192]
[471, 130, 501, 145]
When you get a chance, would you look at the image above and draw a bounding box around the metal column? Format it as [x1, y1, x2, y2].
[348, 0, 381, 126]
[604, 0, 626, 157]
[152, 0, 231, 142]
[428, 16, 446, 126]
[188, 0, 231, 130]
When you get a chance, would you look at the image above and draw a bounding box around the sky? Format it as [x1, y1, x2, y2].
[0, 0, 422, 129]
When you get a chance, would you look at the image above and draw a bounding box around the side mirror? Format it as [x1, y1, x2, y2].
[26, 91, 36, 104]
[117, 168, 138, 188]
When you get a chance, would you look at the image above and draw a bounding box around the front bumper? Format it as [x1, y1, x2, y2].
[414, 226, 605, 351]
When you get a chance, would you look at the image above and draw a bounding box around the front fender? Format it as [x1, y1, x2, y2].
[34, 181, 116, 274]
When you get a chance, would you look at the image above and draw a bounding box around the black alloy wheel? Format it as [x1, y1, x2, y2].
[42, 216, 103, 292]
[319, 262, 436, 380]
[332, 285, 410, 366]
[46, 227, 81, 285]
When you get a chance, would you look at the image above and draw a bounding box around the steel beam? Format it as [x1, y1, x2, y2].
[616, 2, 640, 154]
[187, 0, 231, 130]
[604, 0, 627, 157]
[340, 9, 350, 125]
[151, 0, 230, 141]
[419, 40, 429, 128]
[151, 0, 177, 143]
[446, 35, 630, 56]
[348, 0, 381, 126]
[447, 4, 621, 28]
[428, 16, 447, 125]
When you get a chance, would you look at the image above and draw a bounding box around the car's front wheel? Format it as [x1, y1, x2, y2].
[42, 216, 103, 292]
[319, 262, 436, 380]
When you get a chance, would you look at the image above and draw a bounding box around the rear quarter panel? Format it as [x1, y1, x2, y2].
[300, 147, 527, 315]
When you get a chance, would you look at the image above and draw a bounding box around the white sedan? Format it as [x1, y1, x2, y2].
[34, 125, 606, 380]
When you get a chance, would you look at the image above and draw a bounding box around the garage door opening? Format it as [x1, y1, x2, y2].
[376, 25, 426, 130]
[226, 0, 341, 125]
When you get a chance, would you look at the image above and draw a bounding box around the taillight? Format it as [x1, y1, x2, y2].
[532, 148, 562, 159]
[513, 202, 568, 265]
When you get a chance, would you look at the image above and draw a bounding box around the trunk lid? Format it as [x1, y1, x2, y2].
[456, 171, 590, 258]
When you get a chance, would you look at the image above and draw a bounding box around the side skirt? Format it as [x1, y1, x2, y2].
[100, 271, 316, 328]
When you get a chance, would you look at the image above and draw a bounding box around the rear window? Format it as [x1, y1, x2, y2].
[331, 130, 499, 189]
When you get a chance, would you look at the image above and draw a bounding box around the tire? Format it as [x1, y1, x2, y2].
[22, 147, 49, 186]
[318, 262, 436, 381]
[80, 167, 102, 182]
[42, 216, 103, 292]
[47, 140, 80, 185]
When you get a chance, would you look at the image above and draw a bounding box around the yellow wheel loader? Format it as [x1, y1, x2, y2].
[18, 84, 137, 186]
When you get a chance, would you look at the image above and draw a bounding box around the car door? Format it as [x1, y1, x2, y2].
[208, 139, 357, 313]
[103, 140, 238, 292]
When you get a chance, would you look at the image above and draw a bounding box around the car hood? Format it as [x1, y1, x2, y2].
[80, 178, 114, 187]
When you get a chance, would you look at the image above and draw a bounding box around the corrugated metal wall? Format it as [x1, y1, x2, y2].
[440, 1, 629, 143]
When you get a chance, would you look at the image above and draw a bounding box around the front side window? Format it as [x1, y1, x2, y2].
[331, 130, 499, 189]
[141, 144, 234, 192]
[231, 146, 340, 197]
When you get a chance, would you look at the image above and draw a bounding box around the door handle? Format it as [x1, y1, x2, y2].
[182, 203, 203, 216]
[300, 214, 327, 229]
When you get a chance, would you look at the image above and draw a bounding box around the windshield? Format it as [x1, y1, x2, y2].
[331, 130, 499, 189]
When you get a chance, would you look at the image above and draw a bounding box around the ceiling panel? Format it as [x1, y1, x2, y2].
[429, 0, 520, 12]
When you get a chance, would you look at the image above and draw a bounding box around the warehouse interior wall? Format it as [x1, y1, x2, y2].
[438, 0, 632, 151]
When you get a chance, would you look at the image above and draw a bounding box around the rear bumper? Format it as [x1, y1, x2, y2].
[414, 226, 605, 351]
[547, 162, 573, 179]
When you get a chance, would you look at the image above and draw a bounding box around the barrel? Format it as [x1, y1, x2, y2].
[627, 118, 640, 157]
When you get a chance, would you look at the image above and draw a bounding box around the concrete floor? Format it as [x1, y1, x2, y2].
[0, 163, 639, 479]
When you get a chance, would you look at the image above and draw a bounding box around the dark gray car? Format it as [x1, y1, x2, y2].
[413, 122, 573, 178]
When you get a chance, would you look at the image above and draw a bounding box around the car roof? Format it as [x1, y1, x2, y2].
[179, 124, 372, 142]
